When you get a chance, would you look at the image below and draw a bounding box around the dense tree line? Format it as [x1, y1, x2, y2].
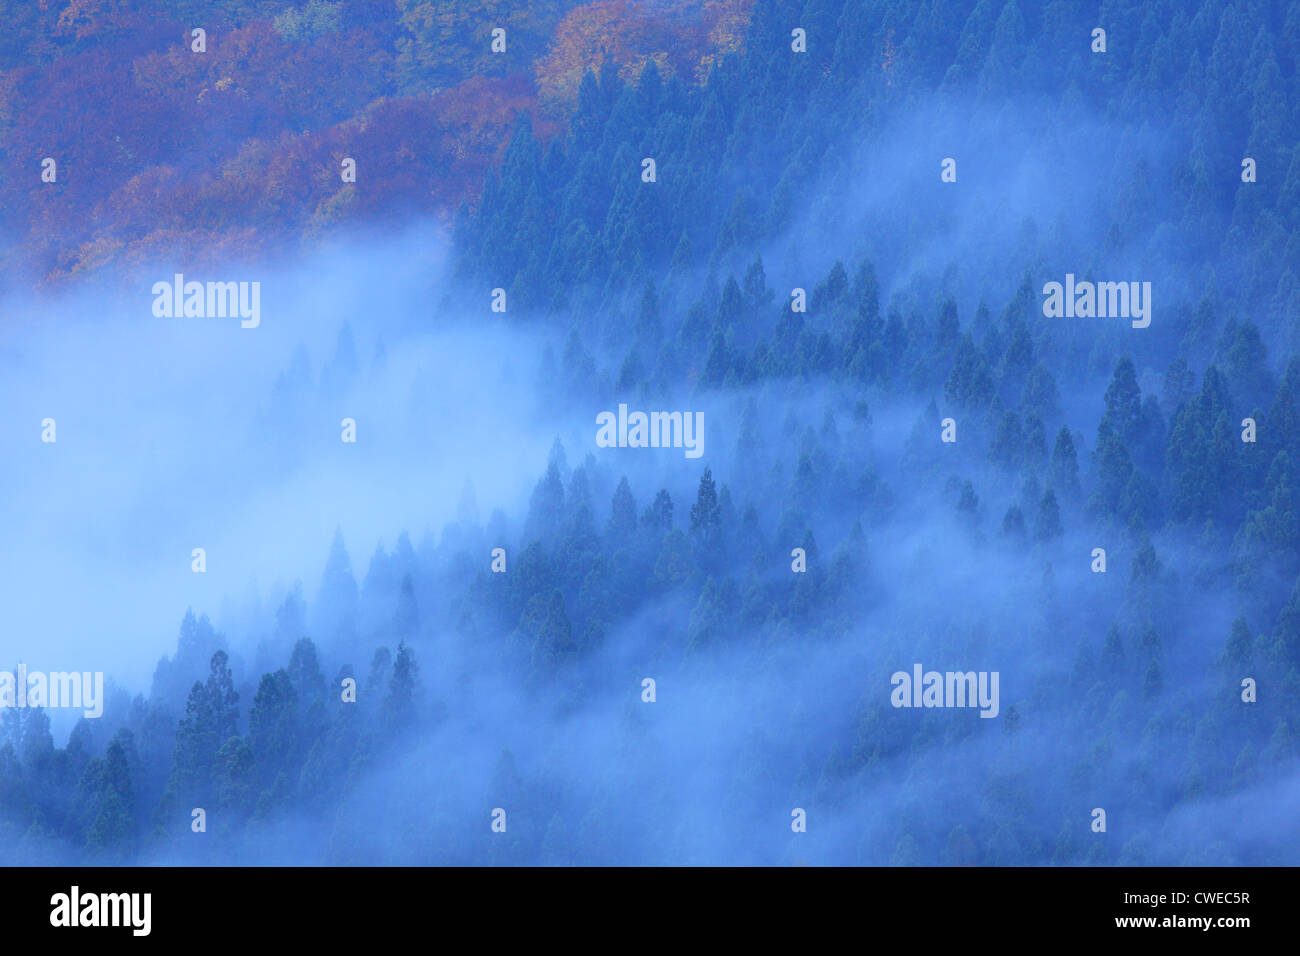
[2, 0, 1299, 863]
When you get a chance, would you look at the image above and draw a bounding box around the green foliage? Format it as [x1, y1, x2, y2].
[272, 0, 343, 42]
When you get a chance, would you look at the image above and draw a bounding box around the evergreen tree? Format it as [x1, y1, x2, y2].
[287, 638, 327, 709]
[85, 738, 135, 860]
[1049, 427, 1082, 503]
[205, 650, 239, 746]
[608, 476, 638, 539]
[689, 467, 722, 544]
[1034, 489, 1063, 541]
[643, 489, 673, 532]
[249, 671, 298, 774]
[383, 641, 422, 730]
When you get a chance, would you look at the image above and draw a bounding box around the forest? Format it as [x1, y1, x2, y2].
[1, 0, 1299, 865]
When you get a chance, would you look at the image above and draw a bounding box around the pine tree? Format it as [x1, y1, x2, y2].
[1034, 489, 1063, 541]
[206, 650, 239, 746]
[525, 462, 566, 542]
[170, 680, 217, 803]
[607, 476, 638, 539]
[1225, 617, 1253, 666]
[1001, 505, 1027, 540]
[85, 738, 135, 860]
[314, 526, 359, 640]
[1101, 356, 1143, 445]
[365, 647, 392, 707]
[689, 467, 721, 544]
[249, 670, 298, 773]
[383, 641, 422, 730]
[287, 638, 326, 709]
[529, 592, 576, 669]
[393, 573, 419, 638]
[1049, 427, 1082, 502]
[643, 489, 673, 532]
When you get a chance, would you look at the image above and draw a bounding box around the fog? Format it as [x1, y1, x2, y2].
[3, 86, 1296, 866]
[0, 227, 559, 689]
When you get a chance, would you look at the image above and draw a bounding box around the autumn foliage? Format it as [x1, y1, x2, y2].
[535, 0, 751, 110]
[0, 0, 753, 284]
